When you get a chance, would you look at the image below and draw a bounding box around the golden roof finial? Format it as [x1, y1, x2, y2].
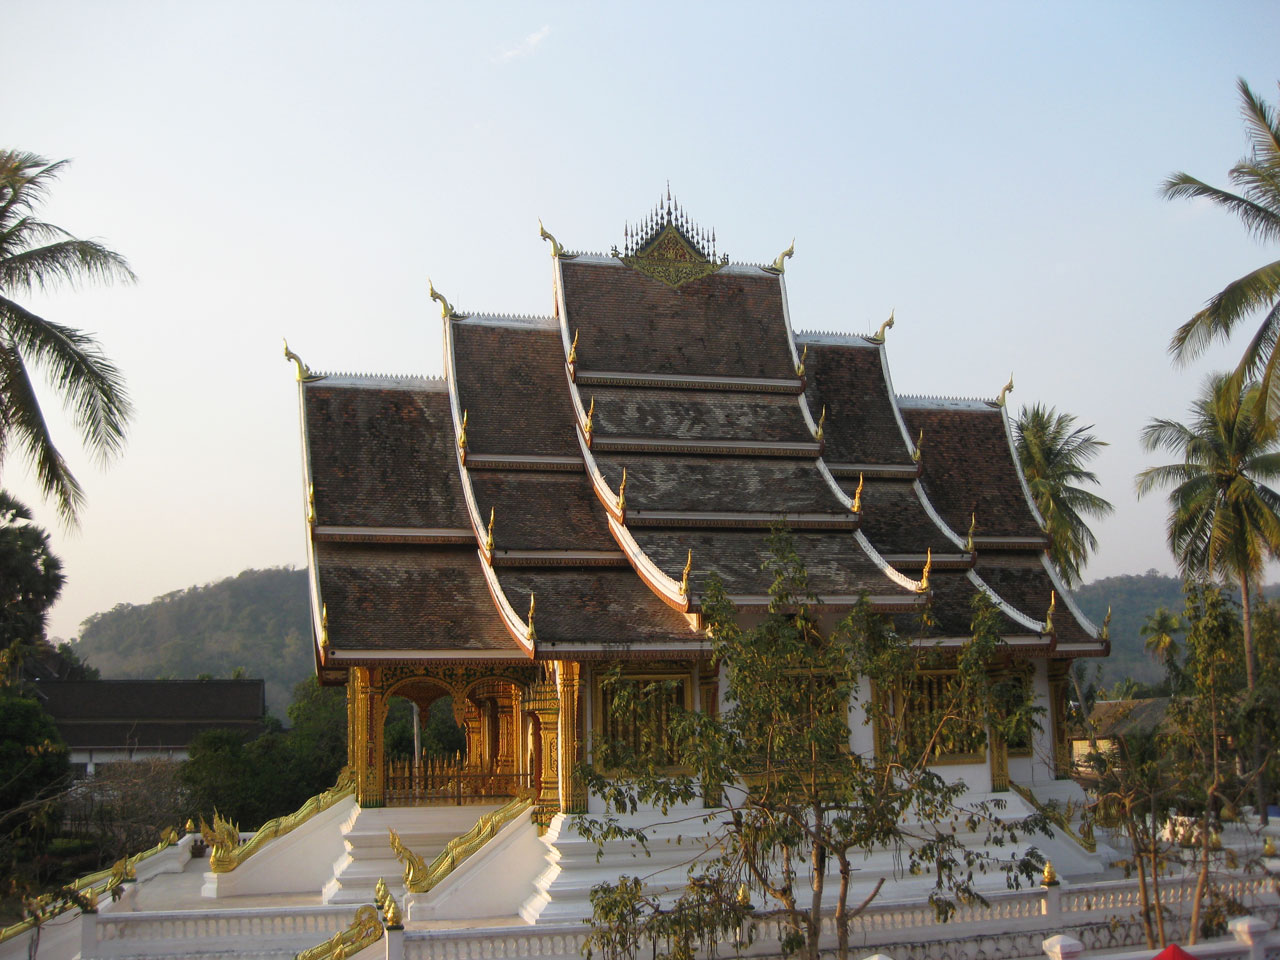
[917, 549, 932, 593]
[816, 404, 825, 441]
[568, 329, 579, 365]
[1045, 590, 1056, 634]
[871, 309, 895, 343]
[526, 594, 536, 641]
[457, 410, 468, 462]
[1042, 860, 1058, 886]
[428, 278, 458, 319]
[770, 239, 795, 274]
[852, 472, 864, 513]
[538, 219, 566, 258]
[996, 373, 1014, 408]
[680, 549, 692, 596]
[584, 396, 594, 446]
[485, 507, 495, 554]
[1101, 605, 1112, 641]
[912, 428, 923, 463]
[384, 895, 403, 928]
[283, 339, 324, 382]
[966, 512, 976, 553]
[617, 467, 627, 512]
[795, 344, 807, 379]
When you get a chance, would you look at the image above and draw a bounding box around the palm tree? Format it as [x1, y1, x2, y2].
[0, 151, 133, 523]
[1014, 403, 1113, 585]
[1135, 373, 1280, 693]
[1139, 606, 1182, 666]
[1164, 79, 1280, 415]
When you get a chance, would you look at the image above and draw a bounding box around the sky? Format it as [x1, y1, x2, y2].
[5, 1, 1280, 643]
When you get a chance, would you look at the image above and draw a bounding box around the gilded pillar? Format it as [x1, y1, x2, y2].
[509, 686, 524, 775]
[346, 671, 358, 771]
[496, 690, 516, 773]
[526, 679, 561, 827]
[556, 661, 584, 814]
[1047, 660, 1071, 779]
[462, 700, 483, 768]
[351, 667, 386, 807]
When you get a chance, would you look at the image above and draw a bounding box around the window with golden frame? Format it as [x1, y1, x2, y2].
[593, 669, 692, 769]
[881, 670, 987, 765]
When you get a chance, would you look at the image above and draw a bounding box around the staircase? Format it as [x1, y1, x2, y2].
[322, 803, 502, 904]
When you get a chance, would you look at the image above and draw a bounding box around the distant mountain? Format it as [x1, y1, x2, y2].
[1073, 570, 1280, 686]
[71, 568, 312, 719]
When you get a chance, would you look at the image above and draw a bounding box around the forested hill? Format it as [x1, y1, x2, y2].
[71, 568, 312, 719]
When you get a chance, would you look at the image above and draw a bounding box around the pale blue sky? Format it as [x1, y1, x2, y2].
[5, 1, 1279, 641]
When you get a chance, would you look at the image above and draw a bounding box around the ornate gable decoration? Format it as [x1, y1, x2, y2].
[619, 189, 727, 289]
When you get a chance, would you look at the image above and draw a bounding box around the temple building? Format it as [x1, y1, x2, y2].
[291, 195, 1107, 853]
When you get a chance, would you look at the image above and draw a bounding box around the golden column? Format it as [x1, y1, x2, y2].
[526, 679, 561, 828]
[350, 667, 387, 807]
[556, 661, 584, 814]
[462, 700, 484, 768]
[989, 667, 1010, 792]
[1047, 660, 1072, 779]
[495, 689, 516, 773]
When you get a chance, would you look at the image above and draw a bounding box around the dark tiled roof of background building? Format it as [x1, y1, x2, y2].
[560, 260, 795, 380]
[304, 384, 466, 529]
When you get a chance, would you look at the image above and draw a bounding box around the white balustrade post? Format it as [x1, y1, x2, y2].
[1041, 881, 1062, 921]
[79, 908, 98, 960]
[863, 954, 896, 960]
[1228, 915, 1270, 960]
[1042, 934, 1084, 960]
[384, 917, 404, 960]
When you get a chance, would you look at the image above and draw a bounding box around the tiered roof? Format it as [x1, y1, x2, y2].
[293, 197, 1104, 674]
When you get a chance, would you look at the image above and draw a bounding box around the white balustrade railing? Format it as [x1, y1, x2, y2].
[86, 904, 356, 959]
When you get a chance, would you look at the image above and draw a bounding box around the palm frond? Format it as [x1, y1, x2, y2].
[0, 238, 136, 292]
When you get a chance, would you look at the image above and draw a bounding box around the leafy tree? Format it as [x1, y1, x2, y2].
[0, 694, 70, 881]
[0, 151, 134, 524]
[1163, 80, 1280, 416]
[579, 530, 1046, 960]
[1140, 606, 1182, 666]
[1013, 404, 1112, 585]
[0, 491, 64, 686]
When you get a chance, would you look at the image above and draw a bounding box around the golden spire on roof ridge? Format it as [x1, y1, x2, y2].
[307, 483, 316, 527]
[1101, 606, 1111, 642]
[428, 278, 460, 319]
[283, 339, 325, 382]
[320, 604, 329, 649]
[996, 374, 1015, 408]
[911, 428, 923, 463]
[485, 507, 495, 554]
[617, 467, 626, 512]
[526, 594, 536, 641]
[458, 410, 468, 463]
[966, 513, 976, 552]
[815, 404, 825, 442]
[795, 343, 807, 379]
[770, 239, 795, 274]
[680, 549, 692, 596]
[538, 219, 566, 258]
[568, 329, 578, 365]
[852, 472, 864, 513]
[916, 549, 932, 593]
[870, 310, 895, 343]
[1045, 590, 1056, 633]
[584, 396, 594, 446]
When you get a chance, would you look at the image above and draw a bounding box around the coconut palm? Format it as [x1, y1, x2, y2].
[1014, 403, 1113, 585]
[1135, 373, 1280, 693]
[1140, 606, 1182, 666]
[0, 151, 133, 523]
[1164, 79, 1280, 415]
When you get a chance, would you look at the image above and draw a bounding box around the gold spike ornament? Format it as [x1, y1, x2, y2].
[852, 472, 864, 513]
[428, 278, 459, 319]
[917, 549, 932, 593]
[568, 329, 579, 365]
[485, 507, 495, 554]
[1045, 591, 1056, 634]
[871, 309, 895, 343]
[617, 467, 627, 512]
[770, 239, 795, 274]
[912, 428, 923, 463]
[457, 410, 468, 463]
[816, 404, 825, 441]
[996, 374, 1014, 408]
[966, 513, 976, 553]
[283, 339, 325, 382]
[583, 397, 594, 446]
[538, 219, 566, 258]
[526, 594, 536, 641]
[680, 550, 692, 597]
[1101, 606, 1112, 642]
[795, 344, 807, 379]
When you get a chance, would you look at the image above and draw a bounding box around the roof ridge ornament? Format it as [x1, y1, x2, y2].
[763, 239, 795, 275]
[283, 339, 326, 382]
[538, 220, 576, 260]
[568, 329, 579, 366]
[583, 396, 594, 447]
[994, 374, 1015, 408]
[620, 191, 726, 288]
[852, 472, 863, 514]
[795, 344, 807, 379]
[680, 549, 692, 597]
[458, 410, 468, 464]
[485, 507, 495, 555]
[526, 594, 536, 642]
[1045, 590, 1056, 634]
[868, 310, 895, 344]
[966, 513, 976, 553]
[911, 428, 923, 463]
[617, 467, 626, 512]
[429, 279, 464, 319]
[815, 404, 825, 442]
[1101, 606, 1111, 642]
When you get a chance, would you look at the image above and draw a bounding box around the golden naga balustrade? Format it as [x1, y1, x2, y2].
[388, 796, 534, 894]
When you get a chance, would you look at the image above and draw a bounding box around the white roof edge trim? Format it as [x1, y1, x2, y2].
[877, 344, 924, 462]
[296, 377, 327, 663]
[1000, 403, 1050, 530]
[912, 480, 970, 550]
[855, 530, 922, 592]
[1039, 554, 1102, 638]
[442, 315, 488, 548]
[307, 373, 447, 391]
[795, 331, 879, 347]
[897, 395, 995, 411]
[455, 313, 558, 330]
[476, 548, 536, 655]
[607, 516, 687, 606]
[966, 569, 1046, 633]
